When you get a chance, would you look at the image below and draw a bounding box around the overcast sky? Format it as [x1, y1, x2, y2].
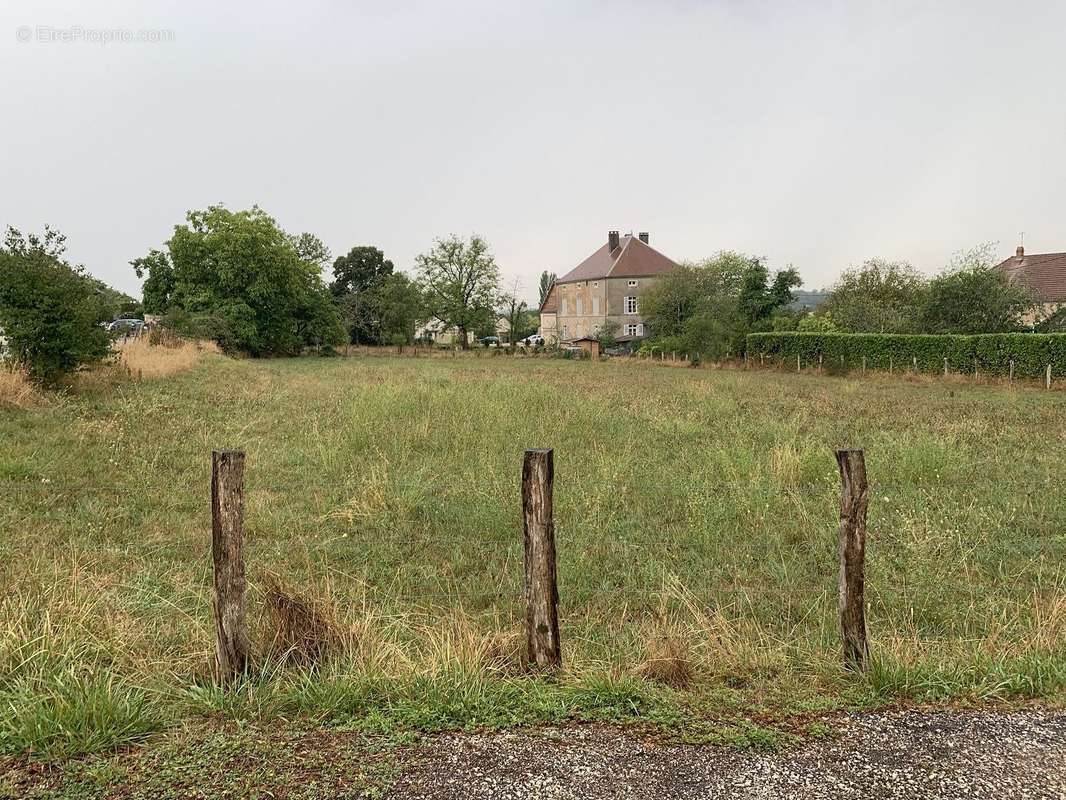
[2, 0, 1065, 302]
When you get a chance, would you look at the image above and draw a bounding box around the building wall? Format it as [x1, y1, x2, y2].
[539, 312, 558, 342]
[549, 275, 664, 341]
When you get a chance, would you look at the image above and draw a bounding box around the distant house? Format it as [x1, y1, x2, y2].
[538, 230, 681, 345]
[994, 246, 1066, 323]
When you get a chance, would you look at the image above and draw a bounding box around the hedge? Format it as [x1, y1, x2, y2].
[745, 332, 1066, 379]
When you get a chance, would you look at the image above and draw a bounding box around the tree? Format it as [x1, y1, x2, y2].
[330, 246, 398, 345]
[416, 234, 500, 350]
[538, 271, 557, 307]
[820, 259, 928, 333]
[595, 319, 620, 350]
[365, 273, 423, 347]
[737, 259, 801, 325]
[499, 281, 528, 351]
[921, 244, 1034, 334]
[797, 312, 838, 332]
[0, 226, 111, 384]
[131, 249, 174, 314]
[131, 205, 344, 355]
[640, 252, 770, 357]
[290, 233, 331, 269]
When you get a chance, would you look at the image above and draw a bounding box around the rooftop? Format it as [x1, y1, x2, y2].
[994, 247, 1066, 303]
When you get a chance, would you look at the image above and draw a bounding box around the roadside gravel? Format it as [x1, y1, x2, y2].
[388, 709, 1066, 799]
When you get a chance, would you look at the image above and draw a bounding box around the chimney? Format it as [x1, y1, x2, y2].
[608, 230, 620, 252]
[638, 232, 649, 244]
[1016, 245, 1025, 259]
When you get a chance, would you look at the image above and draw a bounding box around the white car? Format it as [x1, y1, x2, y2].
[520, 334, 544, 347]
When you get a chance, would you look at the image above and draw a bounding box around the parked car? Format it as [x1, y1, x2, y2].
[520, 334, 544, 347]
[478, 336, 500, 347]
[108, 318, 143, 335]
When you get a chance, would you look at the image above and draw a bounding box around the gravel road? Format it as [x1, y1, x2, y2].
[388, 710, 1066, 799]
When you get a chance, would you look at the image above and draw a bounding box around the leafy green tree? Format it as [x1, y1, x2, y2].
[737, 260, 801, 325]
[0, 226, 111, 383]
[921, 244, 1034, 334]
[595, 319, 620, 350]
[331, 246, 394, 297]
[538, 271, 557, 307]
[416, 234, 500, 350]
[131, 205, 344, 355]
[130, 249, 174, 314]
[330, 246, 398, 344]
[642, 252, 799, 357]
[820, 259, 928, 333]
[366, 273, 423, 346]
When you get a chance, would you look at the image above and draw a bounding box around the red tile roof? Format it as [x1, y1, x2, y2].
[556, 235, 680, 285]
[995, 252, 1066, 302]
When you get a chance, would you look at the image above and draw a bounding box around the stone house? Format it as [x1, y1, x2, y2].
[538, 231, 680, 344]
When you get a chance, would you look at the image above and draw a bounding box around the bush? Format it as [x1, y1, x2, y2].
[746, 332, 1066, 379]
[0, 228, 111, 384]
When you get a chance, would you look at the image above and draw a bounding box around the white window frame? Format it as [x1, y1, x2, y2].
[624, 296, 638, 314]
[627, 279, 639, 287]
[624, 323, 638, 336]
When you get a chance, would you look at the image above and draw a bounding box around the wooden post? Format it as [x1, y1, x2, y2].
[818, 353, 823, 372]
[835, 449, 870, 672]
[522, 449, 561, 670]
[943, 357, 948, 377]
[974, 357, 978, 379]
[211, 450, 248, 682]
[1009, 359, 1015, 384]
[1047, 364, 1053, 390]
[797, 354, 801, 372]
[912, 355, 917, 373]
[861, 356, 866, 374]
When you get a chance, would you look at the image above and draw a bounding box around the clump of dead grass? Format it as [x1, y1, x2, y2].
[0, 364, 40, 407]
[414, 607, 525, 676]
[260, 573, 351, 667]
[638, 578, 794, 689]
[116, 335, 218, 380]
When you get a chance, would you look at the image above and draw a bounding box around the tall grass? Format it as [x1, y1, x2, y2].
[0, 355, 1063, 759]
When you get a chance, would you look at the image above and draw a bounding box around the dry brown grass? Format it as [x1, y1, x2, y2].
[116, 336, 219, 380]
[0, 365, 40, 408]
[260, 574, 349, 666]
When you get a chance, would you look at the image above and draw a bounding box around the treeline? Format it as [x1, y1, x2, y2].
[1, 205, 543, 384]
[132, 205, 537, 356]
[636, 243, 1052, 358]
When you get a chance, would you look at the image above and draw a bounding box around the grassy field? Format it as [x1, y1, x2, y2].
[1, 350, 1064, 773]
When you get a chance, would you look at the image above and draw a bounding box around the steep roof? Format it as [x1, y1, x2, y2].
[556, 235, 680, 284]
[994, 251, 1066, 303]
[539, 281, 559, 313]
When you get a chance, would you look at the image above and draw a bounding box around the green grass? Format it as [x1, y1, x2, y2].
[1, 352, 1064, 769]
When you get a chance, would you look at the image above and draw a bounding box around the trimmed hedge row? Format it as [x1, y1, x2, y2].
[745, 332, 1066, 379]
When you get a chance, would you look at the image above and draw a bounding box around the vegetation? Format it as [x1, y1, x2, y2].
[815, 245, 1036, 335]
[1, 354, 1063, 771]
[747, 331, 1066, 378]
[538, 270, 557, 306]
[416, 235, 501, 349]
[329, 245, 421, 346]
[640, 252, 800, 357]
[0, 226, 111, 384]
[131, 205, 345, 356]
[819, 259, 927, 333]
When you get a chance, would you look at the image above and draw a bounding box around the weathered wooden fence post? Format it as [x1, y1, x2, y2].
[522, 449, 561, 670]
[861, 356, 866, 374]
[212, 450, 248, 682]
[1047, 364, 1053, 390]
[1009, 359, 1015, 384]
[943, 357, 948, 377]
[797, 354, 801, 373]
[835, 449, 870, 672]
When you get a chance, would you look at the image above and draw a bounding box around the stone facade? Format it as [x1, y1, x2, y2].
[553, 276, 658, 341]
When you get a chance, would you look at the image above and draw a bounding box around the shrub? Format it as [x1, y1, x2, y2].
[746, 332, 1066, 379]
[0, 227, 110, 384]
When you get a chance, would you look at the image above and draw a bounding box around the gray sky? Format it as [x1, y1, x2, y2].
[3, 0, 1065, 303]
